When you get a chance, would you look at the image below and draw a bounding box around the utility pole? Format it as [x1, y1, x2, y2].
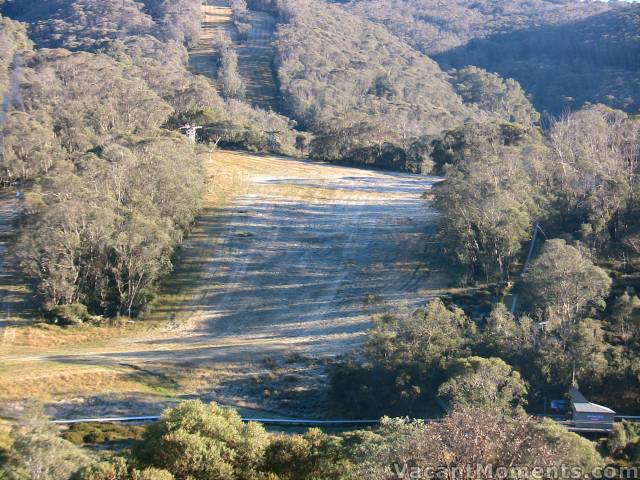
[510, 220, 542, 314]
[179, 124, 203, 143]
[266, 130, 279, 149]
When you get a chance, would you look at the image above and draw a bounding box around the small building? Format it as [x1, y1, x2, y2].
[570, 388, 616, 431]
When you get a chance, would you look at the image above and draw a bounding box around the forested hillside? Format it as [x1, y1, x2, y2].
[345, 0, 640, 115]
[0, 16, 30, 111]
[345, 0, 612, 55]
[0, 0, 298, 319]
[1, 0, 202, 48]
[268, 0, 541, 170]
[0, 0, 640, 477]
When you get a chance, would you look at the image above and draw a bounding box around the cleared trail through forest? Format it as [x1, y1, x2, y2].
[167, 152, 443, 351]
[188, 0, 233, 78]
[0, 152, 445, 417]
[0, 191, 29, 328]
[188, 0, 280, 111]
[235, 8, 280, 109]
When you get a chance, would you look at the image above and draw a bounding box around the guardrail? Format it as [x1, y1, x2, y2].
[51, 414, 639, 432]
[51, 416, 382, 426]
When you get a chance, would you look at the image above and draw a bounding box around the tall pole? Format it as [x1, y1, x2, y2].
[510, 220, 540, 314]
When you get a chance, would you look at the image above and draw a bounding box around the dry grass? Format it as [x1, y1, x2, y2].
[0, 319, 172, 358]
[0, 361, 172, 401]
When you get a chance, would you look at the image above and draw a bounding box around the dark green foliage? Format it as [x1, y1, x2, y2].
[62, 423, 145, 446]
[69, 401, 605, 480]
[522, 240, 611, 331]
[48, 303, 93, 326]
[1, 400, 606, 480]
[437, 356, 528, 413]
[72, 457, 175, 480]
[450, 66, 540, 126]
[330, 362, 429, 417]
[133, 401, 270, 480]
[330, 299, 476, 416]
[606, 422, 640, 466]
[265, 429, 352, 480]
[435, 6, 640, 116]
[363, 299, 475, 369]
[433, 122, 546, 281]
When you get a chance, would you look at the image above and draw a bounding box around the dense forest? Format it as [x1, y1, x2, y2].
[273, 0, 472, 170]
[266, 0, 545, 171]
[344, 0, 612, 55]
[345, 0, 640, 115]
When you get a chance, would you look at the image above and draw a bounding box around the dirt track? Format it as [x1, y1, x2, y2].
[0, 152, 444, 417]
[235, 8, 279, 109]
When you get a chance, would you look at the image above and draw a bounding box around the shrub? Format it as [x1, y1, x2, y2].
[48, 303, 92, 326]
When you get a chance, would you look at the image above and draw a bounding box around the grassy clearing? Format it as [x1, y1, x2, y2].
[0, 320, 168, 357]
[143, 153, 251, 325]
[0, 190, 35, 324]
[188, 1, 281, 110]
[145, 150, 387, 326]
[0, 360, 179, 402]
[188, 2, 234, 79]
[0, 362, 145, 401]
[0, 150, 445, 415]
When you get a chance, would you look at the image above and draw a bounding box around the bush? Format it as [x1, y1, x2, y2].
[133, 401, 270, 480]
[48, 303, 92, 326]
[62, 423, 145, 446]
[264, 429, 352, 480]
[72, 457, 175, 480]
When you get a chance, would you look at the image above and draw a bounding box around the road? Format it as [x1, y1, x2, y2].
[0, 151, 445, 418]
